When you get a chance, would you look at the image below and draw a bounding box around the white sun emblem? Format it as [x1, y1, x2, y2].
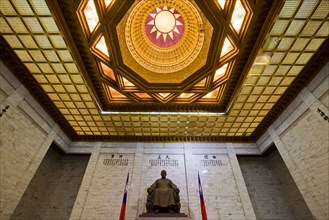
[147, 6, 183, 42]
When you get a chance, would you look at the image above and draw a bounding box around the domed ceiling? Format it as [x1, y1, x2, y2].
[74, 0, 252, 109]
[1, 0, 328, 142]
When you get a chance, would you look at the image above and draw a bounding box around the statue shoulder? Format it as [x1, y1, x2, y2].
[153, 178, 162, 185]
[167, 178, 176, 183]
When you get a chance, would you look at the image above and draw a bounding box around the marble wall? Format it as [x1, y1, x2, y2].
[80, 153, 134, 220]
[69, 143, 256, 220]
[11, 145, 89, 220]
[268, 149, 314, 219]
[239, 149, 313, 220]
[266, 63, 329, 220]
[0, 91, 52, 220]
[277, 106, 328, 219]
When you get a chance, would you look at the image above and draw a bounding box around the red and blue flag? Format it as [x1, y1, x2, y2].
[119, 172, 129, 220]
[198, 172, 208, 220]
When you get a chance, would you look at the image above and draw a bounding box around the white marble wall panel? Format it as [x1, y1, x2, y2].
[278, 106, 329, 219]
[186, 153, 246, 220]
[78, 153, 135, 220]
[0, 67, 59, 220]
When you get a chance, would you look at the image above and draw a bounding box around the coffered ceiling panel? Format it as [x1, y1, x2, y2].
[0, 0, 328, 142]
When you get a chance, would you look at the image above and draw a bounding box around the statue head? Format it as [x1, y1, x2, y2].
[161, 170, 167, 178]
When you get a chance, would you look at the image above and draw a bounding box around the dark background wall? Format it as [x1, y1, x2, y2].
[238, 146, 314, 220]
[11, 143, 90, 220]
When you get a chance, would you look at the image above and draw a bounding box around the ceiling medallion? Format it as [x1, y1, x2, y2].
[145, 6, 185, 48]
[125, 0, 204, 74]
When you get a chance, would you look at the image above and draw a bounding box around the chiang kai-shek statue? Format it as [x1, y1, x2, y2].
[146, 170, 181, 213]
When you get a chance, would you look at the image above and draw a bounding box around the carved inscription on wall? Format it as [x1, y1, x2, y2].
[82, 153, 134, 219]
[103, 158, 129, 166]
[200, 155, 225, 167]
[149, 159, 179, 167]
[201, 159, 223, 166]
[148, 155, 179, 166]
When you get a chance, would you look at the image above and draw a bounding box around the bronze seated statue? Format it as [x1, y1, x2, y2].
[146, 170, 181, 213]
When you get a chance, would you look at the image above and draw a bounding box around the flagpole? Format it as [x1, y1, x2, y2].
[119, 172, 129, 220]
[198, 171, 208, 220]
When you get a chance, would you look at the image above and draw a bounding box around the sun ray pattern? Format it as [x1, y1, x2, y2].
[145, 6, 185, 48]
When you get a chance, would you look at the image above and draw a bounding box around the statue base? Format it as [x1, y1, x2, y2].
[136, 213, 190, 220]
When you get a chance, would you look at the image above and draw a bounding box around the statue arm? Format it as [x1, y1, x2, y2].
[148, 180, 158, 194]
[169, 180, 180, 193]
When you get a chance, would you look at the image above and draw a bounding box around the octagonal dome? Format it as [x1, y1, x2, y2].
[119, 0, 211, 84]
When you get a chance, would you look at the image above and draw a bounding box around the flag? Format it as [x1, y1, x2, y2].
[198, 172, 208, 220]
[119, 172, 129, 220]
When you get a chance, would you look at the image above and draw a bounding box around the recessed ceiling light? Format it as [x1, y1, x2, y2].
[253, 52, 271, 65]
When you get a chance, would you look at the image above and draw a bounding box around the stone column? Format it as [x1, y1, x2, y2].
[226, 144, 256, 220]
[69, 142, 102, 220]
[128, 143, 144, 218]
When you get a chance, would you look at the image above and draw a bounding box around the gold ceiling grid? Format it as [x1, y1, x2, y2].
[1, 0, 328, 138]
[76, 0, 253, 105]
[229, 0, 328, 133]
[0, 0, 99, 135]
